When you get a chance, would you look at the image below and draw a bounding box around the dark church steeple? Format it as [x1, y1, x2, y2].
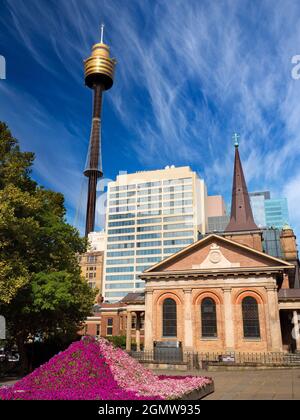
[225, 134, 258, 232]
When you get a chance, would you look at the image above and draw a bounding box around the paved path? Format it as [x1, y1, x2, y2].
[155, 368, 300, 400]
[2, 370, 300, 400]
[0, 377, 19, 388]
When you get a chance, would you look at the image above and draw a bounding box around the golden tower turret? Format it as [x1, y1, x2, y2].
[83, 24, 116, 237]
[84, 25, 116, 90]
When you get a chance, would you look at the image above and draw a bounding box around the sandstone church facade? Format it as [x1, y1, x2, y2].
[137, 143, 300, 354]
[141, 233, 294, 353]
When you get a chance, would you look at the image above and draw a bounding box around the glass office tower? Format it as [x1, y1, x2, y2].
[103, 166, 207, 302]
[264, 198, 289, 229]
[249, 192, 289, 230]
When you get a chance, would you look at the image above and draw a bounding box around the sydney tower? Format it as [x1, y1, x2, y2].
[83, 25, 116, 236]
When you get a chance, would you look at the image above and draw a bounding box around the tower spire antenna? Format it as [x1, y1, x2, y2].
[100, 23, 105, 44]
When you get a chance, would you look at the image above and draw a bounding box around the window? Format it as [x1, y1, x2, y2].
[162, 298, 177, 337]
[106, 258, 134, 265]
[242, 297, 260, 338]
[131, 316, 136, 329]
[106, 318, 113, 336]
[164, 223, 193, 230]
[107, 227, 135, 234]
[110, 206, 136, 213]
[164, 230, 194, 238]
[163, 184, 192, 193]
[108, 220, 135, 227]
[107, 243, 135, 249]
[137, 210, 162, 217]
[105, 291, 129, 298]
[136, 249, 162, 255]
[163, 177, 192, 186]
[163, 199, 193, 208]
[137, 195, 161, 203]
[109, 213, 135, 220]
[163, 192, 193, 201]
[201, 298, 217, 338]
[135, 282, 145, 289]
[106, 266, 134, 273]
[88, 281, 96, 289]
[136, 265, 152, 272]
[137, 181, 161, 189]
[163, 215, 193, 223]
[137, 241, 162, 248]
[164, 247, 185, 254]
[107, 250, 135, 257]
[87, 256, 97, 263]
[105, 283, 132, 289]
[96, 324, 100, 336]
[136, 256, 161, 264]
[107, 235, 135, 242]
[109, 198, 136, 206]
[137, 202, 162, 211]
[137, 225, 161, 232]
[137, 233, 161, 240]
[110, 185, 136, 192]
[106, 275, 134, 281]
[163, 207, 193, 215]
[109, 191, 136, 199]
[137, 217, 162, 225]
[164, 238, 193, 246]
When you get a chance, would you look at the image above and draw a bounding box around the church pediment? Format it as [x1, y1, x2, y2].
[144, 234, 293, 273]
[192, 243, 240, 269]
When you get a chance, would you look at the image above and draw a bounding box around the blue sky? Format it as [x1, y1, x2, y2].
[1, 0, 300, 237]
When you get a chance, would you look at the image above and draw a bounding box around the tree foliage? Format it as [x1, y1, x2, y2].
[0, 122, 95, 369]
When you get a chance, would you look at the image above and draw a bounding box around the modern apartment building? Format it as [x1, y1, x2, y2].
[103, 166, 207, 302]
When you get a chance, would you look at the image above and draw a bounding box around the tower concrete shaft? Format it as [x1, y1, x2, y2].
[84, 84, 103, 236]
[83, 27, 116, 237]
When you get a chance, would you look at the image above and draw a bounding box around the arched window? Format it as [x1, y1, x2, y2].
[201, 298, 217, 337]
[162, 298, 177, 337]
[242, 296, 260, 338]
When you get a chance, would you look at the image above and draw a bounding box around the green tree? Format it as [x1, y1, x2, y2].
[0, 122, 95, 371]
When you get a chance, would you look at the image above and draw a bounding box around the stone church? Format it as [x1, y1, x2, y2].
[134, 143, 300, 354]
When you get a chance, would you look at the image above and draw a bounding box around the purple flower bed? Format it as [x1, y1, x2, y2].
[0, 337, 212, 400]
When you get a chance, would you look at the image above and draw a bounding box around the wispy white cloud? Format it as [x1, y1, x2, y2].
[1, 0, 300, 236]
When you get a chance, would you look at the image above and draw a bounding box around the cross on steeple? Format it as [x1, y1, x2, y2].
[232, 132, 240, 147]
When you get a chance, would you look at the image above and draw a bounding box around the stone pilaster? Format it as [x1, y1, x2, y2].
[144, 290, 154, 351]
[292, 310, 300, 352]
[183, 288, 193, 352]
[266, 286, 282, 351]
[223, 287, 235, 351]
[136, 312, 141, 352]
[126, 311, 132, 352]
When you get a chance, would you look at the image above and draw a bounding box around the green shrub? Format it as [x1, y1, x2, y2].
[106, 335, 126, 349]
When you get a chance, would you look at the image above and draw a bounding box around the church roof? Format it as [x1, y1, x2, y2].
[141, 233, 293, 275]
[121, 292, 145, 304]
[225, 143, 258, 232]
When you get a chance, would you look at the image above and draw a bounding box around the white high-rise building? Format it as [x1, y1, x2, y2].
[103, 166, 207, 302]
